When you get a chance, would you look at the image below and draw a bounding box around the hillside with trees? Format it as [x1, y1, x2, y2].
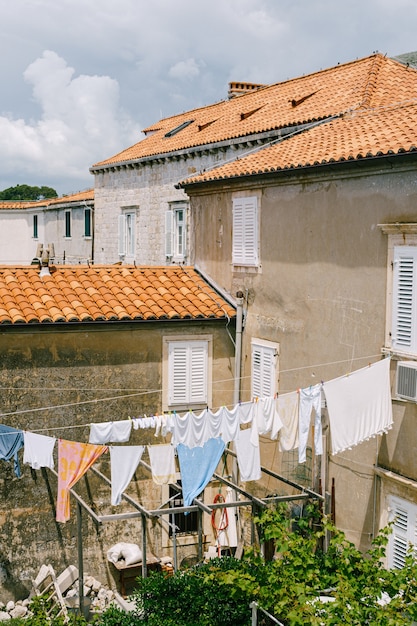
[0, 184, 58, 201]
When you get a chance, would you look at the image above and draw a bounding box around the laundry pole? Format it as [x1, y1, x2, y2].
[233, 292, 244, 406]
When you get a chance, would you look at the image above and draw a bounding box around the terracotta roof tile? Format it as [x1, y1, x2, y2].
[0, 266, 235, 325]
[91, 54, 417, 170]
[180, 102, 417, 185]
[0, 189, 94, 211]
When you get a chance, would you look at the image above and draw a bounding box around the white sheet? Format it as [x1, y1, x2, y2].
[323, 358, 393, 455]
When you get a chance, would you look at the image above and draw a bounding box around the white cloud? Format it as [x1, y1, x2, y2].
[168, 58, 200, 81]
[0, 50, 141, 193]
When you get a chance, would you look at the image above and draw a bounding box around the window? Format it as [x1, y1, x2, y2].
[33, 215, 38, 239]
[392, 246, 417, 354]
[84, 208, 92, 238]
[118, 211, 136, 259]
[65, 210, 71, 238]
[166, 204, 187, 261]
[163, 336, 212, 410]
[388, 496, 417, 569]
[379, 224, 417, 357]
[251, 339, 279, 398]
[168, 482, 198, 535]
[232, 196, 259, 266]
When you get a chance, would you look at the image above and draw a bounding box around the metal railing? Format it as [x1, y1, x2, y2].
[250, 601, 284, 625]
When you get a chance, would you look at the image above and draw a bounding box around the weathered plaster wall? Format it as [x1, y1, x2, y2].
[188, 162, 417, 551]
[0, 320, 235, 600]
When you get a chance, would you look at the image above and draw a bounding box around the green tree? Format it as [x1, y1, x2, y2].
[0, 184, 58, 201]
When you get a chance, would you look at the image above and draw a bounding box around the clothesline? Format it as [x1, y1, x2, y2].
[0, 358, 394, 527]
[0, 353, 383, 419]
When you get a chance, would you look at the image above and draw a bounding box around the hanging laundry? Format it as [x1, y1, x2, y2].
[219, 405, 241, 443]
[89, 419, 132, 444]
[23, 432, 56, 470]
[277, 391, 299, 451]
[0, 424, 24, 477]
[323, 358, 393, 455]
[171, 409, 208, 447]
[299, 384, 323, 464]
[110, 446, 144, 505]
[251, 397, 283, 444]
[234, 427, 261, 482]
[56, 439, 107, 522]
[237, 401, 255, 425]
[177, 437, 226, 508]
[148, 444, 176, 485]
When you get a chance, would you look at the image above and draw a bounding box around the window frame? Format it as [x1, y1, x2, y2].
[232, 195, 259, 268]
[251, 338, 279, 399]
[118, 208, 137, 260]
[84, 207, 92, 238]
[64, 209, 71, 239]
[380, 225, 417, 357]
[163, 335, 212, 411]
[33, 214, 38, 240]
[165, 203, 187, 262]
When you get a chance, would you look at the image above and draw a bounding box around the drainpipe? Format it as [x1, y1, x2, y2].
[233, 291, 244, 405]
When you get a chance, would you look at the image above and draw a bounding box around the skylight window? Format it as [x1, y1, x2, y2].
[164, 120, 194, 138]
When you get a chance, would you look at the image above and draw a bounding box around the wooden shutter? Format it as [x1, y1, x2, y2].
[165, 210, 174, 257]
[392, 246, 417, 352]
[118, 215, 126, 256]
[232, 197, 258, 266]
[251, 343, 276, 398]
[168, 341, 208, 406]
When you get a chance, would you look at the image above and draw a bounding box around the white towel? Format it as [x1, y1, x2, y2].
[323, 358, 393, 455]
[235, 428, 261, 482]
[110, 445, 144, 505]
[23, 432, 56, 469]
[89, 420, 132, 444]
[148, 444, 176, 485]
[298, 384, 323, 463]
[277, 391, 299, 451]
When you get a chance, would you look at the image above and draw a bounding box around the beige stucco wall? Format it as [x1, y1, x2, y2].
[187, 160, 417, 551]
[0, 319, 235, 600]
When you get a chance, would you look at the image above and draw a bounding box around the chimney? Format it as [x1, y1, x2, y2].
[228, 81, 266, 99]
[36, 243, 55, 278]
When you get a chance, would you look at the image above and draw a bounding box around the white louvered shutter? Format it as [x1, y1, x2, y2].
[389, 497, 417, 569]
[392, 246, 417, 353]
[169, 344, 188, 405]
[118, 215, 126, 256]
[189, 343, 208, 404]
[232, 197, 258, 266]
[165, 210, 174, 257]
[168, 341, 208, 406]
[251, 343, 276, 398]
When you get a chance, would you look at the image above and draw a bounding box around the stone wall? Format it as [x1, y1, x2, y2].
[0, 320, 235, 600]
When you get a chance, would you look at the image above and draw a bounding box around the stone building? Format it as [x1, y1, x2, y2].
[177, 53, 417, 565]
[0, 263, 236, 599]
[0, 189, 94, 265]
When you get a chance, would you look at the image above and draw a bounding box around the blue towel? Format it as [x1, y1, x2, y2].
[177, 437, 225, 508]
[0, 424, 24, 477]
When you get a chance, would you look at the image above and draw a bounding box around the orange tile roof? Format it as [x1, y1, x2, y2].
[0, 265, 235, 325]
[0, 189, 94, 211]
[91, 54, 417, 169]
[178, 101, 417, 185]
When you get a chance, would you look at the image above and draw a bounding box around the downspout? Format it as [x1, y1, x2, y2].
[233, 291, 244, 405]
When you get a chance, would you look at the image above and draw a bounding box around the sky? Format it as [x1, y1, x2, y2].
[1, 0, 417, 197]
